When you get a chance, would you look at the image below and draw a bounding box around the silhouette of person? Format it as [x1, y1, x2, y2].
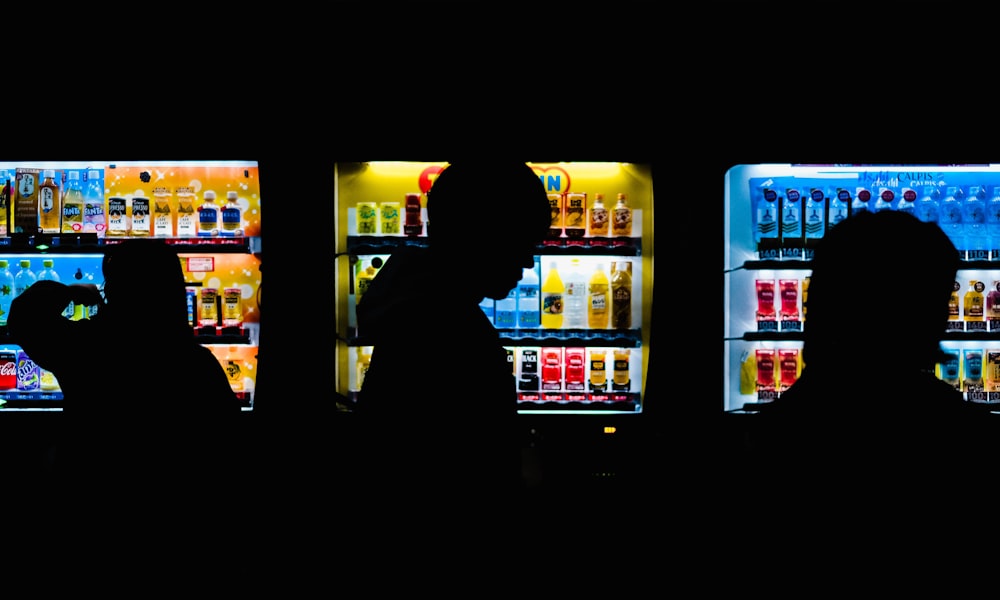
[739, 209, 997, 549]
[7, 238, 243, 506]
[355, 161, 550, 505]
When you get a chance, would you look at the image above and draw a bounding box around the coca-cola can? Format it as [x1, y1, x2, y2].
[0, 350, 17, 390]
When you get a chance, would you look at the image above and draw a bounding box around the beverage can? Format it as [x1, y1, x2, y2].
[222, 287, 243, 328]
[0, 350, 16, 390]
[199, 287, 219, 328]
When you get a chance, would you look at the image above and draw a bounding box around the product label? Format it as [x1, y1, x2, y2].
[16, 351, 39, 391]
[131, 197, 150, 236]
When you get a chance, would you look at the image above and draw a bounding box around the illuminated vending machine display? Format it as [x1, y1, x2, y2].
[724, 164, 1000, 412]
[0, 161, 262, 411]
[335, 161, 654, 416]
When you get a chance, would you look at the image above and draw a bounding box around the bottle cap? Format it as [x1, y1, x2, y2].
[227, 191, 238, 200]
[19, 260, 30, 268]
[43, 169, 56, 178]
[0, 260, 8, 268]
[43, 260, 53, 268]
[88, 170, 101, 179]
[68, 170, 80, 180]
[204, 191, 216, 200]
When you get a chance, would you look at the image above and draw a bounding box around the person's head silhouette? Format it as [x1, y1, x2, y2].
[426, 162, 549, 301]
[802, 209, 960, 373]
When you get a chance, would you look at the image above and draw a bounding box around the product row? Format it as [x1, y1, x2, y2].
[346, 344, 640, 404]
[0, 344, 254, 405]
[748, 176, 1000, 261]
[1, 167, 260, 239]
[734, 342, 1000, 406]
[351, 255, 641, 334]
[347, 191, 640, 240]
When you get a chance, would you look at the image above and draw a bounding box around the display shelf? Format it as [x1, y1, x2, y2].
[347, 236, 642, 257]
[347, 329, 641, 348]
[0, 233, 255, 254]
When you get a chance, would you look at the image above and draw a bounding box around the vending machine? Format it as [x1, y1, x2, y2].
[335, 161, 655, 480]
[724, 164, 1000, 413]
[0, 160, 262, 411]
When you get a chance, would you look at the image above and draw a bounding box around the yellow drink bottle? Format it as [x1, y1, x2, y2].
[965, 280, 985, 322]
[587, 262, 610, 329]
[948, 281, 960, 321]
[541, 260, 564, 329]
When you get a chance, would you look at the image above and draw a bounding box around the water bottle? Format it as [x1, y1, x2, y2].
[13, 259, 36, 298]
[562, 257, 587, 330]
[516, 260, 540, 329]
[987, 186, 1000, 256]
[494, 287, 517, 329]
[964, 185, 988, 259]
[0, 260, 14, 327]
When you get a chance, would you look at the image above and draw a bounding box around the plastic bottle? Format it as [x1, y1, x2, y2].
[916, 185, 940, 225]
[197, 190, 220, 237]
[988, 186, 1000, 256]
[61, 170, 84, 234]
[829, 189, 850, 229]
[874, 188, 895, 213]
[987, 281, 1000, 330]
[587, 262, 610, 329]
[220, 190, 243, 237]
[940, 186, 965, 255]
[13, 259, 36, 298]
[896, 187, 917, 217]
[852, 188, 872, 216]
[589, 193, 609, 237]
[611, 260, 633, 329]
[355, 258, 378, 306]
[965, 280, 985, 323]
[83, 169, 106, 237]
[516, 260, 540, 329]
[964, 185, 988, 258]
[611, 193, 632, 237]
[540, 260, 564, 329]
[38, 169, 61, 234]
[495, 286, 517, 329]
[562, 257, 587, 329]
[0, 260, 14, 327]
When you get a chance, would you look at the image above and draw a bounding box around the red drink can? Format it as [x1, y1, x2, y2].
[0, 350, 17, 390]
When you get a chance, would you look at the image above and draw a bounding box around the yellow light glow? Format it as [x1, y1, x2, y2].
[529, 162, 625, 177]
[603, 426, 616, 434]
[365, 161, 447, 177]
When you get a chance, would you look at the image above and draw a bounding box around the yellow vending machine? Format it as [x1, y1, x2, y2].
[335, 162, 654, 474]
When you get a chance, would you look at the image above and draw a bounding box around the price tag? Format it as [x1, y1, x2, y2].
[186, 257, 215, 272]
[968, 249, 990, 261]
[945, 321, 966, 332]
[780, 319, 802, 332]
[757, 320, 779, 333]
[966, 320, 988, 332]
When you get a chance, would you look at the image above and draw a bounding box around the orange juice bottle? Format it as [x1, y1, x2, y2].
[587, 262, 610, 329]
